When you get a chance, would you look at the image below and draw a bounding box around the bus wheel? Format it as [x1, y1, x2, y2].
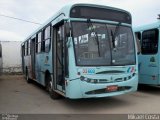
[46, 75, 60, 99]
[26, 68, 31, 83]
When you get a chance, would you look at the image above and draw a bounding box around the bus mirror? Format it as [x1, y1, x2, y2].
[65, 22, 71, 37]
[66, 30, 71, 37]
[66, 37, 71, 48]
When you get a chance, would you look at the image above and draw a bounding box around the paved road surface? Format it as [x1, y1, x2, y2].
[0, 75, 160, 114]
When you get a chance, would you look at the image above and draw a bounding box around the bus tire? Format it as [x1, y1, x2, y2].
[26, 68, 31, 83]
[46, 74, 60, 99]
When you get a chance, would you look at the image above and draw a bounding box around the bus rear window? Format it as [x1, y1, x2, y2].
[141, 29, 159, 54]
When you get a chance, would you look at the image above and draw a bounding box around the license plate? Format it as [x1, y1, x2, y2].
[106, 85, 118, 92]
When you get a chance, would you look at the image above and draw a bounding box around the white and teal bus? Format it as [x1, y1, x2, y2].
[21, 3, 138, 99]
[135, 21, 160, 85]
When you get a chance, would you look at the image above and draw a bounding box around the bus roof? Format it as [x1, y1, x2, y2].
[134, 21, 160, 32]
[23, 3, 132, 43]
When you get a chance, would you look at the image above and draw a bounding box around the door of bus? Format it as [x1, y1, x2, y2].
[53, 24, 66, 92]
[31, 38, 36, 79]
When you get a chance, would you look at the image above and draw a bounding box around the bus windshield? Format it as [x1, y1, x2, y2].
[71, 21, 136, 66]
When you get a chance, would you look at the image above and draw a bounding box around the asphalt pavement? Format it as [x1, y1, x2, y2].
[0, 75, 160, 114]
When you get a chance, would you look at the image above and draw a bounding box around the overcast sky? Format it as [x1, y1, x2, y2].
[0, 0, 159, 41]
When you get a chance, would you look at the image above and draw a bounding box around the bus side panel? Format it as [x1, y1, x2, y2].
[28, 56, 32, 78]
[35, 54, 43, 84]
[139, 54, 159, 85]
[24, 55, 31, 76]
[139, 75, 159, 85]
[21, 54, 25, 74]
[34, 52, 53, 86]
[41, 52, 53, 86]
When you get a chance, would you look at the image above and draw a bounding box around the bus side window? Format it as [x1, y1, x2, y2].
[36, 35, 38, 53]
[28, 40, 31, 55]
[25, 41, 28, 56]
[41, 26, 51, 53]
[135, 32, 141, 54]
[141, 29, 158, 54]
[45, 26, 51, 52]
[41, 29, 45, 52]
[37, 32, 42, 53]
[24, 42, 26, 56]
[0, 44, 2, 58]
